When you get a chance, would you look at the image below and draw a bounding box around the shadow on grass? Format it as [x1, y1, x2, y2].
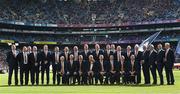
[0, 84, 167, 87]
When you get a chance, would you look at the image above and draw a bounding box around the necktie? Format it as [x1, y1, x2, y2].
[34, 52, 37, 62]
[121, 62, 124, 71]
[79, 62, 82, 72]
[111, 61, 114, 71]
[101, 61, 104, 72]
[61, 62, 64, 73]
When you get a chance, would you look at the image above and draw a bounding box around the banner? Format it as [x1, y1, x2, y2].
[33, 41, 57, 45]
[139, 31, 161, 51]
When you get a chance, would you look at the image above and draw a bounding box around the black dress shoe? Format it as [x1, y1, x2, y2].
[171, 82, 174, 85]
[152, 82, 157, 85]
[167, 83, 171, 85]
[160, 83, 164, 85]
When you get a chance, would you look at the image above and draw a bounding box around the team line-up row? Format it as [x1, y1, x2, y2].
[7, 43, 175, 86]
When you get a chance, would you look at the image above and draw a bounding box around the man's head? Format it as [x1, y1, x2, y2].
[99, 55, 104, 61]
[69, 54, 74, 60]
[134, 44, 139, 51]
[43, 45, 48, 51]
[111, 44, 115, 51]
[64, 47, 69, 52]
[23, 46, 27, 52]
[11, 44, 16, 51]
[27, 46, 32, 52]
[33, 46, 37, 52]
[60, 56, 65, 61]
[116, 46, 121, 51]
[73, 46, 78, 52]
[127, 45, 131, 52]
[95, 44, 100, 50]
[165, 43, 170, 50]
[106, 44, 110, 50]
[84, 44, 89, 50]
[54, 46, 59, 52]
[157, 44, 163, 50]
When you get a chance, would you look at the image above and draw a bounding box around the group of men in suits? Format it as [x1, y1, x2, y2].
[7, 43, 175, 86]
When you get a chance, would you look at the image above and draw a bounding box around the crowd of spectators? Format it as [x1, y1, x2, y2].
[0, 0, 179, 24]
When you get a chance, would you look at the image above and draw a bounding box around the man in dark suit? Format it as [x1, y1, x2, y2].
[27, 46, 32, 84]
[7, 44, 18, 86]
[51, 46, 60, 85]
[109, 55, 120, 84]
[129, 55, 137, 84]
[149, 44, 158, 85]
[133, 44, 142, 84]
[104, 44, 113, 62]
[124, 45, 133, 83]
[58, 56, 67, 85]
[29, 46, 40, 85]
[87, 55, 98, 85]
[164, 43, 175, 85]
[17, 46, 29, 85]
[119, 55, 125, 84]
[81, 44, 91, 62]
[92, 44, 104, 61]
[66, 54, 79, 85]
[78, 55, 89, 85]
[114, 46, 123, 62]
[156, 44, 165, 85]
[98, 55, 110, 85]
[40, 45, 51, 85]
[142, 45, 150, 84]
[61, 47, 70, 62]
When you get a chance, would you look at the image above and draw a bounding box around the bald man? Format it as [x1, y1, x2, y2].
[29, 46, 40, 85]
[40, 45, 51, 85]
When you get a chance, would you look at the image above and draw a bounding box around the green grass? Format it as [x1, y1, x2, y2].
[0, 70, 180, 94]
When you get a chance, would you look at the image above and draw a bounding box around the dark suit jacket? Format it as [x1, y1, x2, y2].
[28, 52, 40, 67]
[164, 49, 175, 68]
[67, 61, 78, 74]
[87, 61, 99, 73]
[57, 61, 68, 74]
[149, 50, 157, 65]
[60, 52, 70, 61]
[114, 51, 124, 61]
[40, 51, 51, 66]
[104, 50, 113, 61]
[119, 61, 125, 72]
[129, 62, 137, 75]
[142, 50, 150, 66]
[97, 61, 109, 72]
[51, 52, 60, 67]
[80, 51, 91, 61]
[156, 50, 165, 64]
[108, 60, 120, 72]
[17, 52, 28, 67]
[78, 60, 89, 73]
[124, 52, 133, 62]
[133, 51, 142, 70]
[92, 50, 104, 61]
[6, 51, 18, 67]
